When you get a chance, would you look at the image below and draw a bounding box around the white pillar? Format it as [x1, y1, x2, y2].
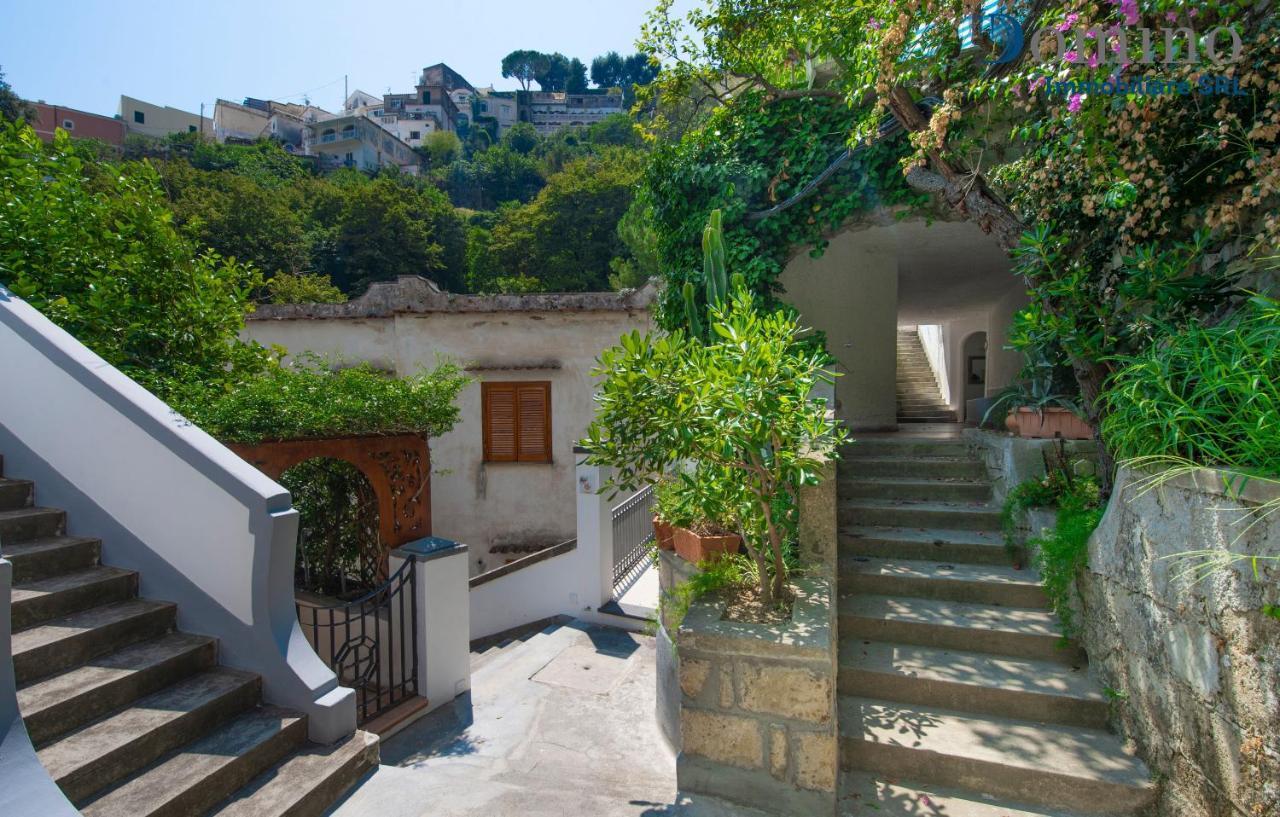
[390, 537, 471, 714]
[574, 456, 615, 611]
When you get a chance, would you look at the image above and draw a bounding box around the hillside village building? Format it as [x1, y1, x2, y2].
[119, 95, 210, 139]
[521, 88, 625, 134]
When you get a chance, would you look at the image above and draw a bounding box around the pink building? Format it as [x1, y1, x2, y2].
[30, 102, 125, 145]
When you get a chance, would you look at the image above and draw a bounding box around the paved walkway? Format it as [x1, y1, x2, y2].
[328, 621, 766, 817]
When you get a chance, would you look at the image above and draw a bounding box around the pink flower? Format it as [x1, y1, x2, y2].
[1165, 11, 1178, 22]
[1030, 76, 1047, 91]
[1119, 0, 1140, 25]
[1057, 12, 1080, 32]
[1111, 39, 1123, 53]
[1068, 93, 1085, 113]
[867, 17, 881, 30]
[1064, 50, 1080, 62]
[1088, 52, 1101, 68]
[1189, 7, 1198, 17]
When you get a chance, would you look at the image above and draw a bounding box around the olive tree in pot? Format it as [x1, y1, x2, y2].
[582, 287, 845, 605]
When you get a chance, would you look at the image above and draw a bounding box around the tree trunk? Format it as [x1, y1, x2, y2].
[886, 86, 1028, 251]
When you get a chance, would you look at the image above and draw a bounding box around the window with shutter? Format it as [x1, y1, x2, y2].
[482, 382, 551, 463]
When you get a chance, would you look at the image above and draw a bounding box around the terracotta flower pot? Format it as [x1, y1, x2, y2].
[673, 526, 741, 564]
[653, 516, 676, 551]
[1012, 407, 1093, 440]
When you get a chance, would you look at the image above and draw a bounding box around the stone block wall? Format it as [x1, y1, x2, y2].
[1081, 467, 1279, 817]
[675, 576, 837, 815]
[656, 454, 840, 815]
[962, 428, 1098, 503]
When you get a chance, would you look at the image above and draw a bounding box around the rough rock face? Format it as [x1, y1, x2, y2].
[1080, 467, 1280, 817]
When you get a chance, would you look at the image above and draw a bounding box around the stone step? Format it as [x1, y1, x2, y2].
[840, 456, 986, 480]
[19, 632, 218, 746]
[838, 558, 1047, 607]
[838, 595, 1083, 664]
[839, 772, 1098, 816]
[839, 698, 1156, 815]
[839, 499, 1001, 531]
[0, 476, 34, 510]
[0, 506, 66, 543]
[208, 730, 380, 817]
[837, 640, 1107, 729]
[839, 525, 1010, 566]
[12, 565, 139, 630]
[898, 414, 959, 423]
[3, 536, 102, 583]
[38, 668, 262, 805]
[844, 439, 970, 458]
[11, 598, 178, 684]
[840, 477, 990, 503]
[80, 707, 307, 817]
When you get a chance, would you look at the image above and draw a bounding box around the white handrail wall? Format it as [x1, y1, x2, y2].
[0, 286, 354, 743]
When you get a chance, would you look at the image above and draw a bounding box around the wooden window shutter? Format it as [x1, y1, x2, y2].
[483, 381, 551, 463]
[516, 383, 551, 462]
[482, 383, 518, 462]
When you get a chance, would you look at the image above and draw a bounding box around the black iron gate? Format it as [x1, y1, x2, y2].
[296, 556, 418, 724]
[612, 484, 656, 592]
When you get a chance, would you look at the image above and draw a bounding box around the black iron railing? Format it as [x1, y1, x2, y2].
[611, 485, 656, 591]
[296, 556, 418, 724]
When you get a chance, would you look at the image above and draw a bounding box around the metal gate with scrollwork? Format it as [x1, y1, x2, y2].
[296, 557, 418, 724]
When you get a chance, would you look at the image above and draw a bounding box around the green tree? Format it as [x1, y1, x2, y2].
[324, 174, 467, 294]
[533, 52, 571, 91]
[0, 121, 266, 394]
[501, 50, 546, 92]
[442, 145, 545, 210]
[584, 287, 845, 603]
[469, 150, 642, 292]
[158, 159, 310, 279]
[566, 58, 590, 93]
[265, 272, 347, 304]
[590, 52, 626, 88]
[0, 68, 35, 123]
[608, 198, 661, 289]
[502, 121, 539, 155]
[421, 130, 462, 168]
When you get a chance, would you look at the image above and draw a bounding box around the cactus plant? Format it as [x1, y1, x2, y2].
[702, 209, 728, 309]
[682, 281, 704, 339]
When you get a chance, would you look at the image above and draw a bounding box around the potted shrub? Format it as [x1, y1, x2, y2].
[984, 354, 1094, 440]
[651, 480, 679, 551]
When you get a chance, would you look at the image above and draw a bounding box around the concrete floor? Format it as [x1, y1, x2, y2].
[327, 621, 767, 817]
[615, 561, 659, 618]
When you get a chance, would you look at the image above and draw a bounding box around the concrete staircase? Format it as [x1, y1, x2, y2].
[0, 455, 378, 817]
[836, 435, 1155, 817]
[896, 330, 956, 423]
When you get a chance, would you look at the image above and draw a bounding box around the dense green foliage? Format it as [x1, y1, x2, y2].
[0, 68, 34, 122]
[174, 357, 470, 444]
[1001, 455, 1103, 638]
[642, 91, 926, 327]
[0, 122, 269, 395]
[468, 151, 644, 292]
[1102, 295, 1280, 476]
[266, 273, 347, 305]
[1, 121, 469, 447]
[584, 286, 845, 602]
[284, 458, 382, 596]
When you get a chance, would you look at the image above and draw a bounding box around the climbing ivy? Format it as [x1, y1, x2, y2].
[641, 91, 929, 329]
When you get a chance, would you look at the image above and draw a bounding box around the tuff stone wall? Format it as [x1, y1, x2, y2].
[1080, 467, 1280, 817]
[658, 456, 839, 815]
[675, 575, 837, 815]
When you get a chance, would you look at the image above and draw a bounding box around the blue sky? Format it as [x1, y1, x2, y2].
[3, 0, 695, 118]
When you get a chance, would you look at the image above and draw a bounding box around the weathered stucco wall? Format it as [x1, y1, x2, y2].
[780, 232, 898, 431]
[243, 277, 655, 575]
[1081, 467, 1280, 817]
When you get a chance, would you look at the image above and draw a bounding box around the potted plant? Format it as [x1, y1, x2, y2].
[983, 355, 1093, 440]
[651, 480, 679, 551]
[652, 473, 742, 559]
